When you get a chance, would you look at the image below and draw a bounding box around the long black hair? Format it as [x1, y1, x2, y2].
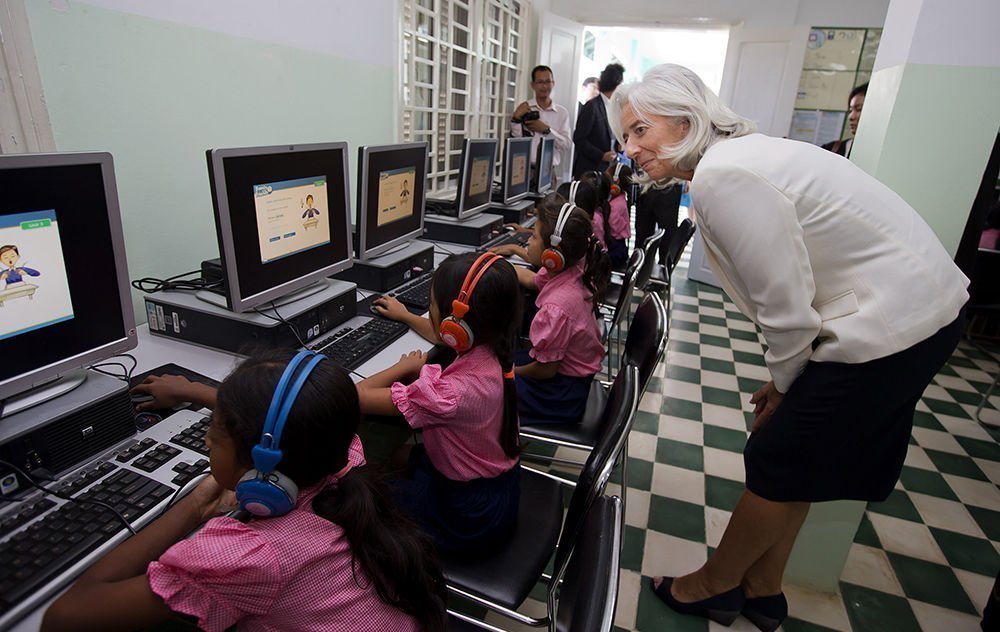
[430, 253, 522, 458]
[216, 352, 446, 631]
[536, 191, 611, 311]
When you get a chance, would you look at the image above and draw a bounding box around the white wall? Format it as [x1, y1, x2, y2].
[543, 0, 889, 28]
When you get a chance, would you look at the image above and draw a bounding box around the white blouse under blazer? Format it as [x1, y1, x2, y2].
[690, 134, 969, 393]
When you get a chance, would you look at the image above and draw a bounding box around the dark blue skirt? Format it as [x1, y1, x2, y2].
[393, 445, 520, 557]
[515, 349, 594, 425]
[607, 238, 629, 270]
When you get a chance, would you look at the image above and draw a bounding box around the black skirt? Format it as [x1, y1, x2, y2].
[744, 312, 963, 503]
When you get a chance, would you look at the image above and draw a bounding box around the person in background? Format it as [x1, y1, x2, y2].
[573, 63, 625, 177]
[980, 200, 1000, 250]
[578, 76, 599, 111]
[822, 82, 867, 158]
[511, 65, 572, 188]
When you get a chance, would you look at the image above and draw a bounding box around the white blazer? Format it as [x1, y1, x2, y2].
[690, 134, 968, 393]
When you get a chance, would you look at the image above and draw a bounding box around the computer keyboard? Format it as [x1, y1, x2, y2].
[0, 408, 213, 628]
[391, 272, 433, 311]
[308, 318, 409, 371]
[483, 230, 530, 250]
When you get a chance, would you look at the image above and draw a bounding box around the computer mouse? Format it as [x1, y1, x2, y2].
[505, 225, 517, 233]
[369, 298, 384, 315]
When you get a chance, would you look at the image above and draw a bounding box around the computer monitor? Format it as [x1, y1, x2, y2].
[0, 152, 137, 410]
[454, 138, 498, 219]
[207, 142, 354, 313]
[500, 137, 532, 204]
[535, 137, 555, 195]
[356, 142, 428, 260]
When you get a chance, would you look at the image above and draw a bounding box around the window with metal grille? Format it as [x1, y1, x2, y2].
[400, 0, 527, 194]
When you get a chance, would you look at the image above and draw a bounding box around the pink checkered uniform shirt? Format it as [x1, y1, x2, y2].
[391, 345, 518, 481]
[147, 435, 419, 632]
[529, 261, 605, 377]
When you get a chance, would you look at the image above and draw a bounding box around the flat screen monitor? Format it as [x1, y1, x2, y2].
[207, 142, 353, 313]
[535, 137, 555, 195]
[0, 152, 137, 404]
[356, 142, 428, 260]
[500, 137, 532, 204]
[454, 138, 498, 219]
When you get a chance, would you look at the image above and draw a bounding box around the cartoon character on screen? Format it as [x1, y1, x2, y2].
[301, 195, 321, 231]
[0, 244, 40, 301]
[400, 178, 411, 200]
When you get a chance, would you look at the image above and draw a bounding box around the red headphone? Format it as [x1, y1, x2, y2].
[439, 253, 503, 352]
[610, 162, 624, 197]
[540, 202, 578, 274]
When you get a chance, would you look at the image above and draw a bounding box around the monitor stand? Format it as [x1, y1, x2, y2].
[1, 370, 88, 419]
[195, 280, 328, 311]
[335, 240, 434, 291]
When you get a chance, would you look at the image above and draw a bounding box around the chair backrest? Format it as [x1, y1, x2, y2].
[665, 219, 696, 275]
[556, 495, 623, 632]
[623, 293, 669, 392]
[551, 365, 638, 582]
[635, 228, 665, 291]
[606, 249, 643, 338]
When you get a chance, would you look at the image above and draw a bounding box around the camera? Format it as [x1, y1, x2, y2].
[522, 110, 540, 122]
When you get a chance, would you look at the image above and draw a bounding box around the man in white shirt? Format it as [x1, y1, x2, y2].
[510, 65, 572, 187]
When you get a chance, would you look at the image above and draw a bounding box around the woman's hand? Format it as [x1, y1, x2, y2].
[749, 381, 784, 432]
[372, 295, 410, 321]
[395, 350, 427, 379]
[489, 244, 524, 258]
[130, 375, 198, 411]
[185, 476, 237, 523]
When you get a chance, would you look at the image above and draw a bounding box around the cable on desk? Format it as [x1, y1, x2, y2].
[131, 269, 221, 294]
[0, 459, 137, 536]
[432, 243, 460, 257]
[253, 302, 306, 348]
[90, 353, 139, 384]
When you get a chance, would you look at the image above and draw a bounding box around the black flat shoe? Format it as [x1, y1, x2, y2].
[743, 592, 788, 632]
[649, 577, 744, 626]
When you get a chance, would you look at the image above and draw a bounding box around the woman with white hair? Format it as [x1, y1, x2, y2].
[609, 64, 968, 630]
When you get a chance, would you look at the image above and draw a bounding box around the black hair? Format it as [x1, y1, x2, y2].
[0, 245, 19, 258]
[536, 192, 611, 311]
[216, 352, 446, 631]
[582, 76, 598, 87]
[849, 82, 868, 104]
[574, 173, 614, 248]
[531, 65, 553, 82]
[430, 253, 523, 458]
[597, 63, 625, 93]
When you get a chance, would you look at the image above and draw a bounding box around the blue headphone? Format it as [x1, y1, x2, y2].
[235, 350, 326, 517]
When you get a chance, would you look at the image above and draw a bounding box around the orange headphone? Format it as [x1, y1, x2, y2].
[540, 202, 578, 274]
[439, 253, 503, 353]
[610, 162, 624, 197]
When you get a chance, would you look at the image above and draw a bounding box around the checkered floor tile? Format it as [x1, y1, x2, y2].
[449, 246, 1000, 631]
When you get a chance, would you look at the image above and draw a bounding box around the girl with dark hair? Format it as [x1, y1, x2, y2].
[363, 253, 523, 555]
[44, 352, 447, 632]
[490, 192, 611, 426]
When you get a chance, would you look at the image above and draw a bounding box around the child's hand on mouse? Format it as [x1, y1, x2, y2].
[131, 374, 198, 411]
[505, 222, 531, 234]
[396, 350, 427, 378]
[489, 244, 522, 258]
[372, 295, 409, 321]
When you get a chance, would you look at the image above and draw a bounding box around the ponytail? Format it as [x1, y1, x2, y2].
[313, 466, 447, 632]
[495, 341, 521, 459]
[583, 235, 611, 313]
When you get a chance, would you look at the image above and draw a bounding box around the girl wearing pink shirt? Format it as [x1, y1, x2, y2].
[491, 192, 611, 425]
[361, 253, 523, 556]
[43, 351, 446, 632]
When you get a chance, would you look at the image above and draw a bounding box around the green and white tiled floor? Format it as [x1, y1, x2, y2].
[474, 249, 1000, 632]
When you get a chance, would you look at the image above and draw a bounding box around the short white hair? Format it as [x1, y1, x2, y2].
[609, 64, 755, 188]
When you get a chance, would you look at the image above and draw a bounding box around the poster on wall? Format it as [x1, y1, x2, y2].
[795, 70, 857, 110]
[859, 29, 882, 72]
[803, 29, 864, 71]
[789, 110, 846, 146]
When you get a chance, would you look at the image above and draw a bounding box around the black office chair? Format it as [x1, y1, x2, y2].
[601, 249, 643, 378]
[647, 219, 696, 303]
[447, 494, 624, 632]
[443, 365, 639, 631]
[603, 229, 665, 313]
[965, 248, 1000, 426]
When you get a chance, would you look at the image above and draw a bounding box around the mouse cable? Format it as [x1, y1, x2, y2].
[253, 302, 307, 348]
[0, 459, 137, 536]
[90, 353, 139, 384]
